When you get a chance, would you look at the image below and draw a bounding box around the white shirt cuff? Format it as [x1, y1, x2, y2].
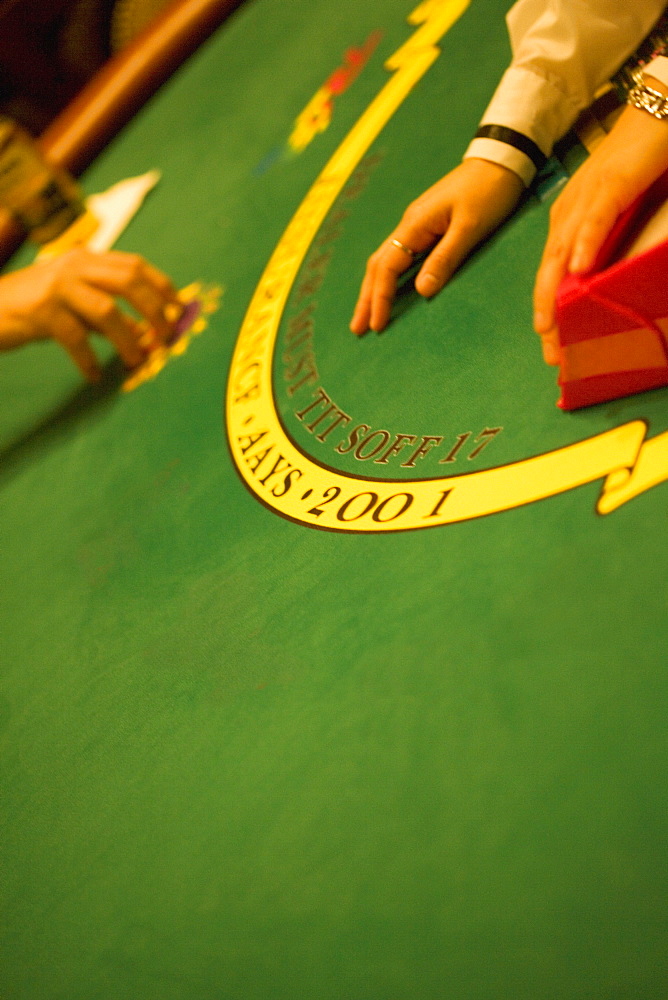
[479, 65, 583, 160]
[463, 138, 537, 187]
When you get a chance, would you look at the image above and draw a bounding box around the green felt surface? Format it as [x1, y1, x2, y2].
[1, 1, 668, 997]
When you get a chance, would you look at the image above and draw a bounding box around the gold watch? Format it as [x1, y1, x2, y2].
[627, 71, 668, 119]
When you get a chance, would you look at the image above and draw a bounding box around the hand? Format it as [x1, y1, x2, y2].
[350, 158, 524, 334]
[534, 97, 668, 365]
[0, 247, 179, 381]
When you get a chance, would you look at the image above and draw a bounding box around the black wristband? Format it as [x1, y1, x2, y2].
[473, 125, 547, 171]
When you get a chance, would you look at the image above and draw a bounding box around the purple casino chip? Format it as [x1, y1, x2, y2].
[167, 298, 202, 344]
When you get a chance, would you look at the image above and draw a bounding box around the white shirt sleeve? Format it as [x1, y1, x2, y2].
[464, 0, 668, 185]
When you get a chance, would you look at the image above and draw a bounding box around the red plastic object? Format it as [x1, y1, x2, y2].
[555, 169, 668, 409]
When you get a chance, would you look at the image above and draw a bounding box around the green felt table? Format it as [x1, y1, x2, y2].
[1, 1, 668, 996]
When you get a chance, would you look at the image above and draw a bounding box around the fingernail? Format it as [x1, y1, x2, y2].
[349, 313, 364, 335]
[541, 339, 560, 366]
[418, 273, 438, 297]
[570, 253, 587, 273]
[533, 311, 549, 333]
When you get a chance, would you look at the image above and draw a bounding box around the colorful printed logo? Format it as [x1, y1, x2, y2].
[255, 31, 382, 173]
[287, 31, 383, 153]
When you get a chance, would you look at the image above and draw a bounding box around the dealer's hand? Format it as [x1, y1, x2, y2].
[350, 158, 524, 335]
[534, 94, 668, 365]
[0, 247, 179, 381]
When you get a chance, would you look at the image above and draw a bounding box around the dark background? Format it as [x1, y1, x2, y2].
[0, 0, 173, 132]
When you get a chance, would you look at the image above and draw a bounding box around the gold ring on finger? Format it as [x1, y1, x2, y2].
[390, 238, 416, 259]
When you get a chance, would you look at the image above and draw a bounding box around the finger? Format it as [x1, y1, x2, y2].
[369, 246, 408, 332]
[533, 235, 572, 335]
[132, 256, 177, 301]
[368, 231, 432, 332]
[117, 280, 176, 342]
[414, 217, 479, 297]
[52, 310, 102, 382]
[569, 195, 623, 273]
[539, 326, 561, 366]
[64, 281, 146, 369]
[115, 255, 179, 341]
[79, 249, 177, 300]
[350, 259, 377, 335]
[71, 250, 179, 341]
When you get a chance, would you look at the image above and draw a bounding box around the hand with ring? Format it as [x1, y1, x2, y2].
[350, 158, 524, 335]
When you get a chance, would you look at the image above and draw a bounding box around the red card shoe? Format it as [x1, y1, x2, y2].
[555, 169, 668, 410]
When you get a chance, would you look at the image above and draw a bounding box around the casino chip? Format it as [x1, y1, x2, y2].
[122, 282, 223, 392]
